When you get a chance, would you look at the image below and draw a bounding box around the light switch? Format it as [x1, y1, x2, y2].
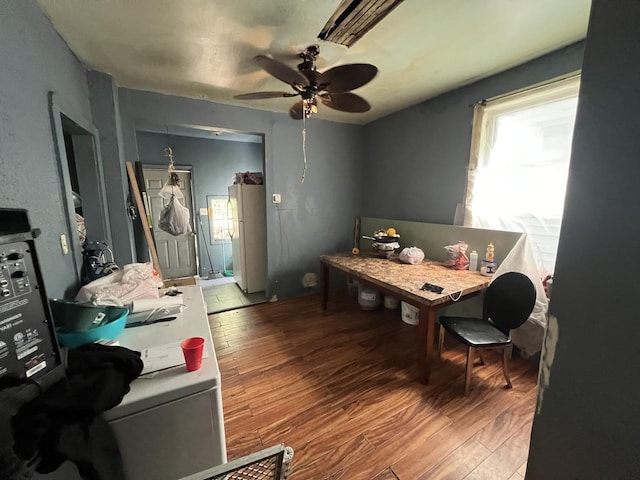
[60, 234, 69, 255]
[272, 194, 281, 204]
[199, 207, 208, 216]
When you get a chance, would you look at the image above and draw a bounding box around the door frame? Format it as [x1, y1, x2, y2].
[48, 92, 111, 283]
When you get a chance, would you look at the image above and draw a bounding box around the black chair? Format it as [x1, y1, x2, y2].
[438, 271, 536, 395]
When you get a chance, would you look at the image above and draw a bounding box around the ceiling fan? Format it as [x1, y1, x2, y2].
[234, 45, 378, 120]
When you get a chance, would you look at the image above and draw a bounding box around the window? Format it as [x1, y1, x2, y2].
[464, 75, 580, 274]
[207, 196, 231, 242]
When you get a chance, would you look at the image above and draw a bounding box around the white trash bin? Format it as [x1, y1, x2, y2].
[358, 285, 381, 310]
[401, 302, 419, 325]
[383, 295, 399, 309]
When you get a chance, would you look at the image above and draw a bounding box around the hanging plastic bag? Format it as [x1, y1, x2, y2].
[158, 172, 184, 199]
[158, 195, 193, 236]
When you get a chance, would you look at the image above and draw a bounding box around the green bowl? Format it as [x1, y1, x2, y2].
[55, 309, 129, 349]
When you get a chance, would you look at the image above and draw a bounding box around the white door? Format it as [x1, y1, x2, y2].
[143, 168, 197, 279]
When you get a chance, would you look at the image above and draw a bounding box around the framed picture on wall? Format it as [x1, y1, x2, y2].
[207, 195, 231, 243]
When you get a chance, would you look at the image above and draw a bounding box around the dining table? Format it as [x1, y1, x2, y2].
[320, 253, 491, 383]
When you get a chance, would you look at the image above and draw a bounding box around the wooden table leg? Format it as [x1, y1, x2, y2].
[320, 261, 329, 310]
[418, 306, 436, 384]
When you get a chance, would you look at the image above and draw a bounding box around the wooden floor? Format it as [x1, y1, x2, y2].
[209, 290, 539, 480]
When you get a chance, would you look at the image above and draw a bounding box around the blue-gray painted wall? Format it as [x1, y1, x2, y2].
[0, 0, 92, 298]
[136, 131, 263, 277]
[363, 42, 585, 225]
[86, 71, 134, 265]
[118, 89, 364, 298]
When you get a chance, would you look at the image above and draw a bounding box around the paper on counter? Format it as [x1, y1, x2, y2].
[140, 341, 209, 375]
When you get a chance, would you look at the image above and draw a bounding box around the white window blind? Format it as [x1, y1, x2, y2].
[464, 75, 580, 274]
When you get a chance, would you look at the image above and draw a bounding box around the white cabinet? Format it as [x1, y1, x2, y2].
[104, 285, 227, 479]
[35, 286, 226, 480]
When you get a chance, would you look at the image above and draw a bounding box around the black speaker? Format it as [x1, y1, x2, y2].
[0, 209, 64, 391]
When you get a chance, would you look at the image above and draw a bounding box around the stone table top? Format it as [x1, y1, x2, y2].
[321, 253, 490, 307]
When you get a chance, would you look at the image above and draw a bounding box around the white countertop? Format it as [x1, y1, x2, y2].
[103, 285, 221, 421]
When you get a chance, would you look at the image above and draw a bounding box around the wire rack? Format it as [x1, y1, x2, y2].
[179, 445, 294, 480]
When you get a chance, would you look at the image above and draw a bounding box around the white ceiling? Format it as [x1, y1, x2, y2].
[37, 0, 591, 125]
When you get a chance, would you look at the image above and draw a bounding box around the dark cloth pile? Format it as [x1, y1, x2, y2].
[0, 344, 143, 480]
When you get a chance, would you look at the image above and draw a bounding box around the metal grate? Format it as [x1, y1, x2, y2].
[179, 445, 293, 480]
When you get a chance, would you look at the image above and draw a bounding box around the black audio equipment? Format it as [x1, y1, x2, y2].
[0, 209, 64, 391]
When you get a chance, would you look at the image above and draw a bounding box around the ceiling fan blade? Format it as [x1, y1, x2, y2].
[289, 100, 304, 120]
[321, 93, 371, 113]
[234, 91, 299, 100]
[255, 55, 310, 88]
[319, 64, 378, 93]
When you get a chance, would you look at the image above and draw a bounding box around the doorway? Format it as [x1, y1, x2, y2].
[50, 95, 111, 283]
[133, 125, 267, 310]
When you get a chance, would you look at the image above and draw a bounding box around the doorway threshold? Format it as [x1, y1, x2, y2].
[200, 281, 268, 314]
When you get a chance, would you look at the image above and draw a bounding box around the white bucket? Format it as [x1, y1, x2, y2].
[358, 285, 381, 310]
[383, 296, 399, 309]
[401, 302, 419, 325]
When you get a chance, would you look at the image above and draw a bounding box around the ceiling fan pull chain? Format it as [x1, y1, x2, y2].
[300, 116, 307, 183]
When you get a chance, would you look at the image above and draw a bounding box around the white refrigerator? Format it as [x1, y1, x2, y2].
[228, 184, 267, 293]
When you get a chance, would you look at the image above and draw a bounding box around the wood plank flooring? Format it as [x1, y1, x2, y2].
[209, 290, 539, 480]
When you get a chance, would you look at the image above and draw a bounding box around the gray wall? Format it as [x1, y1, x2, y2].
[527, 1, 640, 478]
[0, 0, 92, 298]
[363, 42, 585, 225]
[136, 131, 263, 276]
[119, 89, 364, 299]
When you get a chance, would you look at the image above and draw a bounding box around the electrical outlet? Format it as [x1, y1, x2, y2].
[272, 193, 281, 204]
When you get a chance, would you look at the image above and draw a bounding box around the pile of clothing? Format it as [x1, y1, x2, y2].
[0, 344, 143, 480]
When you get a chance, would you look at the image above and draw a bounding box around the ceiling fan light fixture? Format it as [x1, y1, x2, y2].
[318, 0, 405, 47]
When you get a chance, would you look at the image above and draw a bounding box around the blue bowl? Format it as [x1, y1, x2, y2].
[49, 299, 129, 332]
[56, 308, 129, 349]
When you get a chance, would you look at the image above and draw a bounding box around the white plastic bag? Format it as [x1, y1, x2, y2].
[399, 247, 425, 265]
[493, 234, 549, 357]
[158, 195, 193, 236]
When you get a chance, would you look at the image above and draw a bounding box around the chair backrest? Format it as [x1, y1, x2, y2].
[483, 272, 536, 333]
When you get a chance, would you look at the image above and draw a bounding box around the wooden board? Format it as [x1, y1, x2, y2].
[126, 161, 163, 279]
[162, 276, 197, 288]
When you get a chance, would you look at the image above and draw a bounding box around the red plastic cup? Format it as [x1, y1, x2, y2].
[180, 337, 205, 371]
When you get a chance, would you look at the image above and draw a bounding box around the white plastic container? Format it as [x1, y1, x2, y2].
[469, 250, 478, 271]
[358, 285, 381, 310]
[383, 296, 399, 309]
[400, 302, 419, 325]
